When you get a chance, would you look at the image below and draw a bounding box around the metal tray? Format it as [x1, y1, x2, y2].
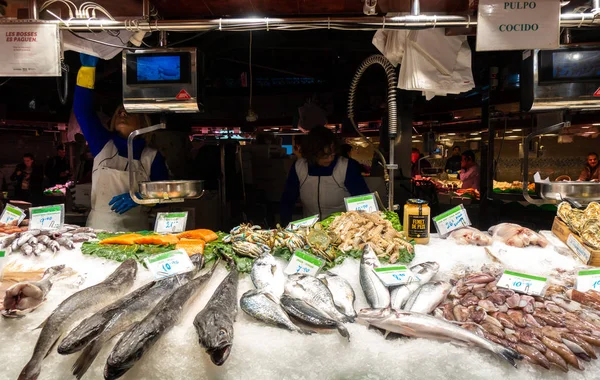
[538, 181, 600, 204]
[139, 180, 204, 200]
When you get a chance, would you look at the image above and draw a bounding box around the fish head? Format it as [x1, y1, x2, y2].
[194, 313, 234, 366]
[104, 323, 150, 380]
[421, 262, 440, 273]
[44, 264, 66, 276]
[360, 244, 380, 267]
[357, 307, 391, 322]
[108, 260, 138, 285]
[189, 254, 205, 271]
[57, 313, 108, 354]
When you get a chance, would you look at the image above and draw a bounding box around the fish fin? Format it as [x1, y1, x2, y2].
[72, 339, 103, 380]
[296, 326, 315, 335]
[44, 335, 62, 359]
[263, 292, 279, 304]
[33, 317, 49, 330]
[270, 265, 277, 276]
[493, 345, 522, 368]
[336, 323, 350, 341]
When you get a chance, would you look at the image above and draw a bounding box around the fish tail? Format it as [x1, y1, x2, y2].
[18, 360, 41, 380]
[493, 345, 522, 368]
[72, 339, 103, 380]
[336, 323, 351, 341]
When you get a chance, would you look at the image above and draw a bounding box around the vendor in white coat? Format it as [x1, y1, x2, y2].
[280, 126, 370, 225]
[74, 54, 169, 231]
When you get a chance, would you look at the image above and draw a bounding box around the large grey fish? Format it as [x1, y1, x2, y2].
[240, 289, 312, 334]
[390, 261, 440, 310]
[59, 255, 205, 379]
[359, 309, 522, 367]
[359, 244, 390, 309]
[285, 273, 352, 323]
[17, 260, 138, 380]
[104, 259, 219, 380]
[2, 265, 65, 318]
[280, 294, 349, 340]
[317, 271, 356, 320]
[404, 281, 452, 314]
[193, 261, 239, 366]
[251, 253, 284, 298]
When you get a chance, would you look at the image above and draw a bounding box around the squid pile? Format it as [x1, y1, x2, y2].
[327, 211, 414, 264]
[436, 267, 600, 372]
[0, 225, 97, 256]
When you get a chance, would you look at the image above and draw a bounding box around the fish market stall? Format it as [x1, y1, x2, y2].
[1, 215, 600, 380]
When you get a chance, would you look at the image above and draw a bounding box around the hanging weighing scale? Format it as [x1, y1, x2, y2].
[122, 47, 203, 205]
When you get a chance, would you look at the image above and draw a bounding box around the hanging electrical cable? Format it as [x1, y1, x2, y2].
[246, 31, 257, 122]
[56, 61, 69, 105]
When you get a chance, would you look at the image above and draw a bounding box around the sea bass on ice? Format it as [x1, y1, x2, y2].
[18, 260, 138, 380]
[404, 281, 452, 314]
[2, 265, 65, 318]
[280, 294, 350, 340]
[359, 309, 522, 367]
[59, 255, 205, 379]
[251, 253, 284, 298]
[359, 244, 390, 309]
[390, 261, 439, 310]
[318, 271, 356, 320]
[285, 274, 352, 323]
[240, 290, 312, 334]
[193, 261, 239, 366]
[104, 259, 219, 380]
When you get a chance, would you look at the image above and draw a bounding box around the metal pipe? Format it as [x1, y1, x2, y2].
[411, 0, 420, 16]
[142, 0, 150, 20]
[31, 13, 599, 32]
[594, 0, 600, 10]
[28, 0, 38, 19]
[159, 30, 167, 47]
[128, 123, 167, 205]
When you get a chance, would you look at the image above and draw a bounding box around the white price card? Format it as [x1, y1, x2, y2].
[344, 193, 378, 213]
[497, 270, 547, 296]
[284, 250, 324, 276]
[432, 204, 471, 237]
[0, 23, 61, 76]
[373, 265, 419, 287]
[567, 234, 591, 265]
[0, 205, 25, 225]
[287, 215, 319, 230]
[29, 204, 64, 230]
[154, 212, 188, 234]
[576, 269, 600, 292]
[144, 249, 195, 280]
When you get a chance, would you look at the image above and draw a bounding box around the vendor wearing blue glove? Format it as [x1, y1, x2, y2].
[74, 54, 169, 231]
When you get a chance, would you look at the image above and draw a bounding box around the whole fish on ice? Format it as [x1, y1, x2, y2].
[17, 260, 138, 380]
[280, 294, 350, 340]
[359, 244, 390, 309]
[404, 281, 452, 314]
[240, 289, 312, 334]
[318, 271, 356, 320]
[390, 261, 440, 310]
[251, 253, 284, 298]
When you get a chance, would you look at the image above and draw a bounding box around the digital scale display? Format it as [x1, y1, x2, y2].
[126, 52, 191, 85]
[552, 50, 600, 80]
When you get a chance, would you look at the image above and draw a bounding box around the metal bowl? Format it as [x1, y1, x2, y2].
[538, 181, 600, 204]
[139, 180, 204, 200]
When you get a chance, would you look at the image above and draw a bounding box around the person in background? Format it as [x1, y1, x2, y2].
[411, 148, 431, 178]
[460, 150, 480, 190]
[11, 153, 43, 203]
[45, 144, 71, 187]
[578, 152, 600, 182]
[280, 126, 370, 226]
[340, 143, 367, 174]
[445, 146, 462, 173]
[74, 54, 169, 231]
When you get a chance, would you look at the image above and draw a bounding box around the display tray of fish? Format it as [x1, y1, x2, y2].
[488, 223, 549, 248]
[435, 267, 600, 372]
[0, 225, 97, 256]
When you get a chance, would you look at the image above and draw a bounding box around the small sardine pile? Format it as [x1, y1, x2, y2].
[0, 225, 96, 256]
[436, 268, 600, 372]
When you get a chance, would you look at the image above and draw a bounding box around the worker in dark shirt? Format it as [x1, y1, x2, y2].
[445, 146, 462, 173]
[578, 152, 600, 182]
[280, 126, 370, 225]
[11, 153, 43, 204]
[45, 144, 71, 187]
[74, 54, 169, 231]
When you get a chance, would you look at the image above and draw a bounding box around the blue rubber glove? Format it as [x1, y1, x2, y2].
[109, 193, 141, 214]
[80, 53, 99, 68]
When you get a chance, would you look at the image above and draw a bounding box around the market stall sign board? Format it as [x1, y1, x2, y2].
[284, 250, 323, 276]
[29, 204, 64, 230]
[373, 265, 418, 287]
[567, 234, 591, 265]
[287, 215, 319, 230]
[0, 205, 25, 225]
[432, 204, 471, 237]
[476, 0, 560, 51]
[0, 22, 61, 76]
[576, 269, 600, 292]
[497, 270, 547, 296]
[144, 249, 195, 280]
[154, 212, 188, 234]
[345, 193, 378, 213]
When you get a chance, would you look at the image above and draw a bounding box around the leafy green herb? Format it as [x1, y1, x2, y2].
[382, 211, 402, 231]
[80, 241, 174, 265]
[272, 246, 293, 261]
[320, 212, 342, 229]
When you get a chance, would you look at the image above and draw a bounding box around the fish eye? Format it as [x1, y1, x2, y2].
[218, 329, 226, 337]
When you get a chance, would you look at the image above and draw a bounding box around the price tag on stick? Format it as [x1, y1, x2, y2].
[0, 205, 25, 225]
[287, 215, 319, 230]
[154, 212, 188, 234]
[373, 265, 419, 287]
[576, 269, 600, 292]
[345, 193, 378, 213]
[144, 249, 195, 280]
[284, 250, 324, 276]
[29, 204, 64, 230]
[432, 204, 471, 237]
[497, 270, 547, 296]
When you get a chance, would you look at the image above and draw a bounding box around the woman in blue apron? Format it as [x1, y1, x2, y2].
[74, 54, 169, 231]
[280, 126, 370, 226]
